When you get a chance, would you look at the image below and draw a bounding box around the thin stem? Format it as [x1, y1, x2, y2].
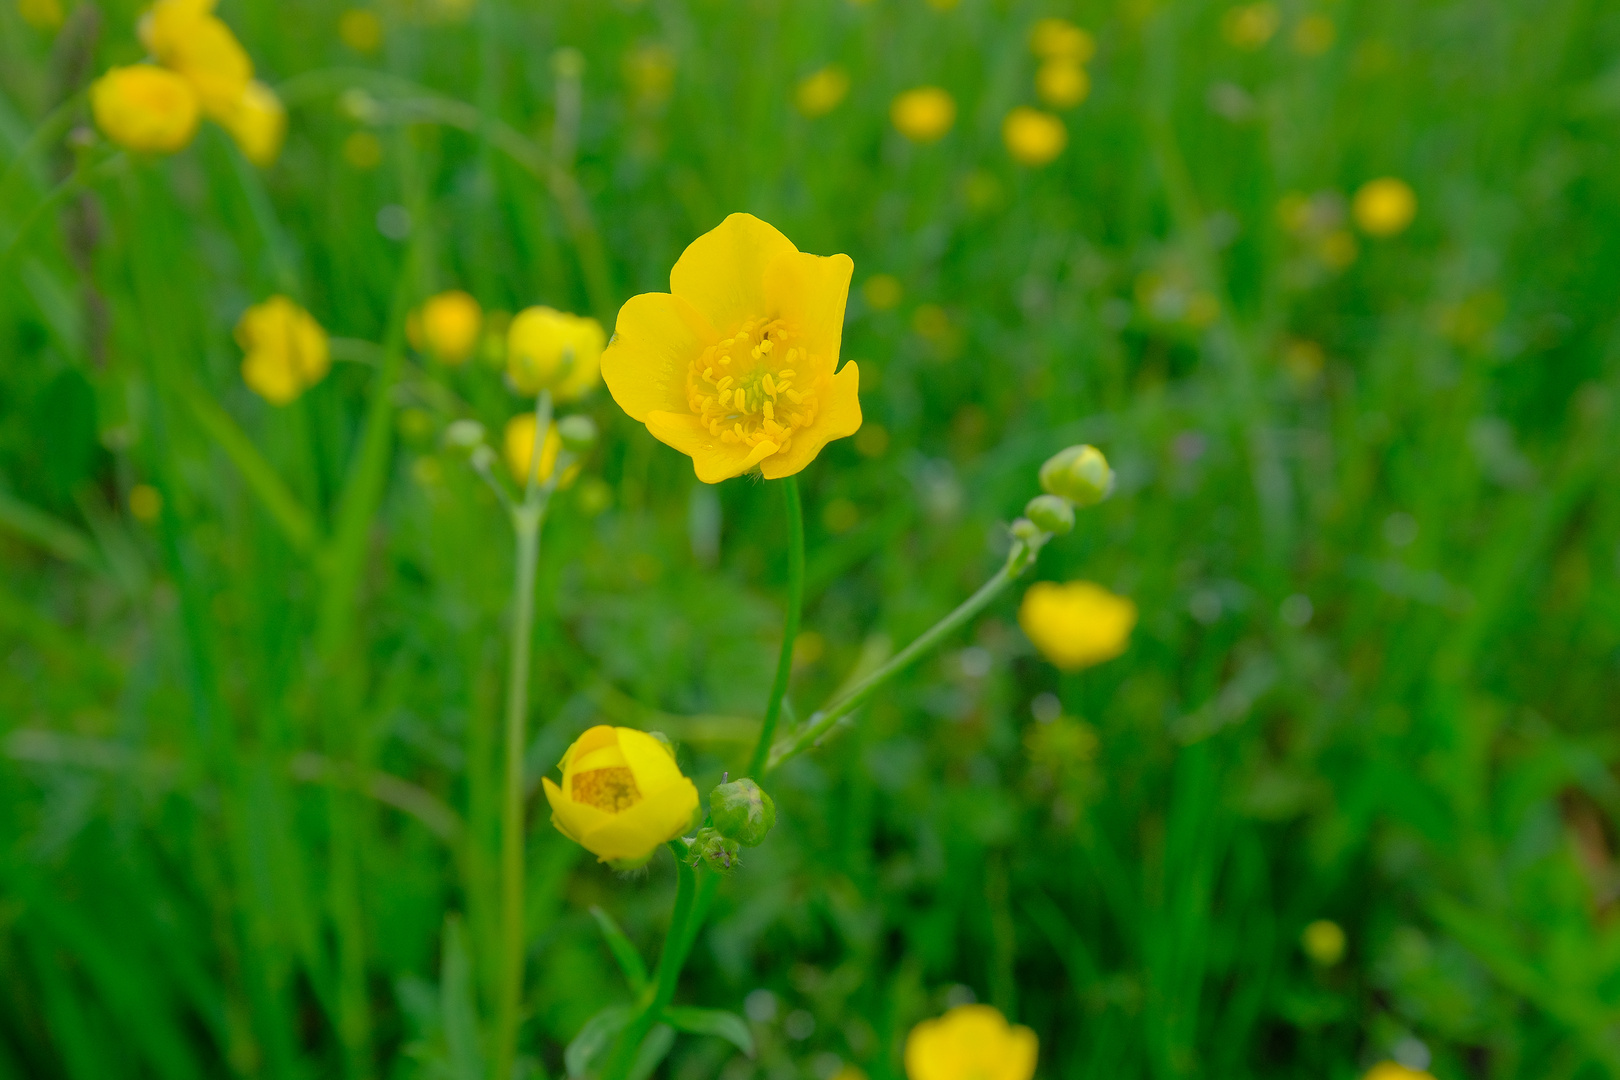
[765, 538, 1041, 774]
[599, 848, 701, 1080]
[747, 476, 804, 778]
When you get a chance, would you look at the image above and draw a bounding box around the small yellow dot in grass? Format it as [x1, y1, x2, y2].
[1036, 60, 1090, 108]
[796, 65, 850, 118]
[911, 304, 951, 343]
[1352, 177, 1417, 237]
[1003, 106, 1067, 167]
[862, 274, 903, 311]
[1292, 14, 1336, 56]
[891, 87, 955, 143]
[1301, 919, 1346, 965]
[1315, 228, 1358, 269]
[338, 9, 383, 53]
[1221, 3, 1279, 49]
[822, 498, 859, 534]
[18, 0, 64, 30]
[129, 484, 163, 523]
[792, 630, 825, 669]
[855, 424, 889, 458]
[343, 131, 383, 170]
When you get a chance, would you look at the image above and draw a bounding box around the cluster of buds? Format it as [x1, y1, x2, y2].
[1011, 443, 1113, 547]
[687, 777, 776, 873]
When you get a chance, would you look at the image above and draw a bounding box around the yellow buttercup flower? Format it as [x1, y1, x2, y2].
[218, 79, 286, 166]
[410, 290, 483, 365]
[139, 0, 253, 119]
[91, 65, 201, 154]
[891, 87, 955, 143]
[601, 213, 861, 484]
[905, 1005, 1037, 1080]
[542, 726, 700, 867]
[507, 306, 604, 402]
[1002, 107, 1067, 167]
[1019, 581, 1137, 671]
[1352, 177, 1417, 237]
[502, 414, 578, 487]
[236, 296, 330, 406]
[1036, 60, 1090, 108]
[796, 64, 850, 118]
[1029, 17, 1094, 63]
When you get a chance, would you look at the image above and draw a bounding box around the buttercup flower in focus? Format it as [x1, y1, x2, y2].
[411, 290, 483, 366]
[91, 65, 201, 154]
[236, 296, 330, 406]
[601, 212, 861, 483]
[891, 87, 956, 143]
[1352, 177, 1417, 237]
[1019, 581, 1137, 671]
[508, 306, 605, 402]
[542, 726, 700, 867]
[1003, 107, 1067, 166]
[905, 1004, 1037, 1080]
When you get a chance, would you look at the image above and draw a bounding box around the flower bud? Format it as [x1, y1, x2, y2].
[557, 414, 598, 452]
[442, 419, 486, 451]
[1039, 444, 1113, 507]
[688, 827, 741, 872]
[1024, 494, 1074, 536]
[541, 725, 701, 867]
[507, 306, 605, 402]
[708, 778, 776, 847]
[1009, 517, 1042, 544]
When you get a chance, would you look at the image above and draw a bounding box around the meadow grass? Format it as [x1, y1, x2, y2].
[2, 0, 1619, 1077]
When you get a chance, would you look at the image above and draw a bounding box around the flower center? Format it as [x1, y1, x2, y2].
[572, 767, 642, 812]
[686, 318, 820, 455]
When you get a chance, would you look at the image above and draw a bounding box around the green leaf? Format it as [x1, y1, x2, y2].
[626, 1023, 675, 1080]
[439, 916, 483, 1080]
[589, 905, 650, 993]
[565, 1003, 634, 1079]
[661, 1007, 755, 1058]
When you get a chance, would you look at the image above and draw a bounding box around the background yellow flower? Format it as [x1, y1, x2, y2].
[507, 306, 604, 401]
[1003, 107, 1067, 167]
[235, 296, 330, 406]
[1019, 581, 1137, 671]
[410, 290, 483, 366]
[1353, 177, 1417, 237]
[905, 1005, 1037, 1080]
[541, 726, 699, 866]
[501, 414, 577, 487]
[891, 87, 955, 142]
[139, 0, 254, 119]
[218, 80, 286, 166]
[91, 65, 201, 154]
[796, 64, 850, 118]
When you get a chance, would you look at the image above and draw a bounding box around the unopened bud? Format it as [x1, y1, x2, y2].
[469, 445, 496, 472]
[1039, 444, 1114, 507]
[557, 414, 598, 451]
[443, 418, 486, 450]
[1010, 517, 1042, 544]
[709, 778, 776, 847]
[688, 827, 741, 872]
[1024, 494, 1074, 536]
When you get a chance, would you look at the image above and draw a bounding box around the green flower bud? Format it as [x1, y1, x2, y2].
[1009, 517, 1042, 544]
[1039, 444, 1114, 507]
[557, 414, 598, 452]
[688, 827, 741, 872]
[709, 778, 776, 847]
[1024, 494, 1075, 536]
[442, 418, 486, 451]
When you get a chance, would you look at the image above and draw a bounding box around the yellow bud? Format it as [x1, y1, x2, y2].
[1018, 581, 1136, 672]
[219, 80, 286, 166]
[235, 296, 330, 406]
[502, 413, 577, 488]
[541, 726, 701, 867]
[1002, 107, 1067, 167]
[891, 86, 956, 143]
[905, 1004, 1037, 1080]
[796, 64, 850, 118]
[1352, 177, 1417, 238]
[91, 65, 201, 154]
[412, 290, 483, 366]
[1035, 60, 1090, 108]
[507, 306, 605, 401]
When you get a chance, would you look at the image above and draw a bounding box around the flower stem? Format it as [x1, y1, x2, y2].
[765, 537, 1042, 774]
[747, 476, 804, 778]
[490, 390, 554, 1080]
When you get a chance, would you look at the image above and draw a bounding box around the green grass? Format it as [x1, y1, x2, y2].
[3, 0, 1620, 1077]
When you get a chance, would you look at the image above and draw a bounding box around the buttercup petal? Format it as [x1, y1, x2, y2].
[644, 411, 773, 484]
[759, 362, 861, 479]
[602, 292, 716, 421]
[543, 776, 612, 842]
[763, 250, 853, 376]
[578, 777, 699, 862]
[670, 213, 798, 334]
[616, 728, 684, 795]
[559, 724, 620, 782]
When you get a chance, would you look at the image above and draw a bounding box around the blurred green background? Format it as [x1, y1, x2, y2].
[3, 0, 1620, 1077]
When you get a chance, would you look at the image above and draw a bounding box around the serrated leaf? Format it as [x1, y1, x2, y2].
[565, 1003, 634, 1079]
[590, 905, 650, 993]
[661, 1007, 756, 1057]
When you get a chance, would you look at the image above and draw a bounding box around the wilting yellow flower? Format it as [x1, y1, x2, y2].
[338, 8, 382, 53]
[891, 86, 955, 143]
[1019, 581, 1137, 671]
[1003, 107, 1067, 167]
[508, 307, 604, 401]
[796, 64, 850, 118]
[91, 65, 201, 154]
[502, 414, 578, 487]
[410, 290, 482, 365]
[542, 725, 700, 867]
[1301, 919, 1346, 965]
[139, 0, 253, 119]
[601, 213, 861, 484]
[17, 0, 63, 30]
[905, 1005, 1037, 1080]
[1221, 3, 1280, 49]
[1352, 177, 1416, 237]
[1029, 17, 1094, 63]
[236, 296, 330, 406]
[218, 79, 285, 166]
[1363, 1065, 1434, 1080]
[1036, 60, 1090, 108]
[1292, 13, 1335, 55]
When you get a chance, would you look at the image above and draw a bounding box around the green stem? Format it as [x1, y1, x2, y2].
[765, 538, 1042, 774]
[490, 391, 556, 1080]
[746, 476, 803, 778]
[600, 849, 704, 1080]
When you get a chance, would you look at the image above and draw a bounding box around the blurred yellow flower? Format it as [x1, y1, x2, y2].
[91, 65, 201, 154]
[1221, 3, 1279, 49]
[1003, 107, 1067, 166]
[601, 213, 861, 484]
[139, 0, 253, 119]
[502, 414, 577, 487]
[343, 130, 383, 169]
[410, 290, 482, 365]
[891, 86, 955, 143]
[507, 307, 604, 401]
[541, 725, 700, 867]
[218, 80, 285, 166]
[796, 64, 850, 118]
[1315, 228, 1358, 270]
[863, 274, 903, 311]
[338, 8, 382, 52]
[1363, 1064, 1434, 1080]
[1301, 919, 1346, 965]
[1036, 60, 1090, 108]
[625, 42, 677, 108]
[1352, 177, 1417, 237]
[905, 1004, 1037, 1080]
[1292, 14, 1336, 56]
[1029, 17, 1094, 63]
[17, 0, 63, 30]
[1019, 581, 1137, 671]
[128, 483, 164, 523]
[236, 296, 330, 406]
